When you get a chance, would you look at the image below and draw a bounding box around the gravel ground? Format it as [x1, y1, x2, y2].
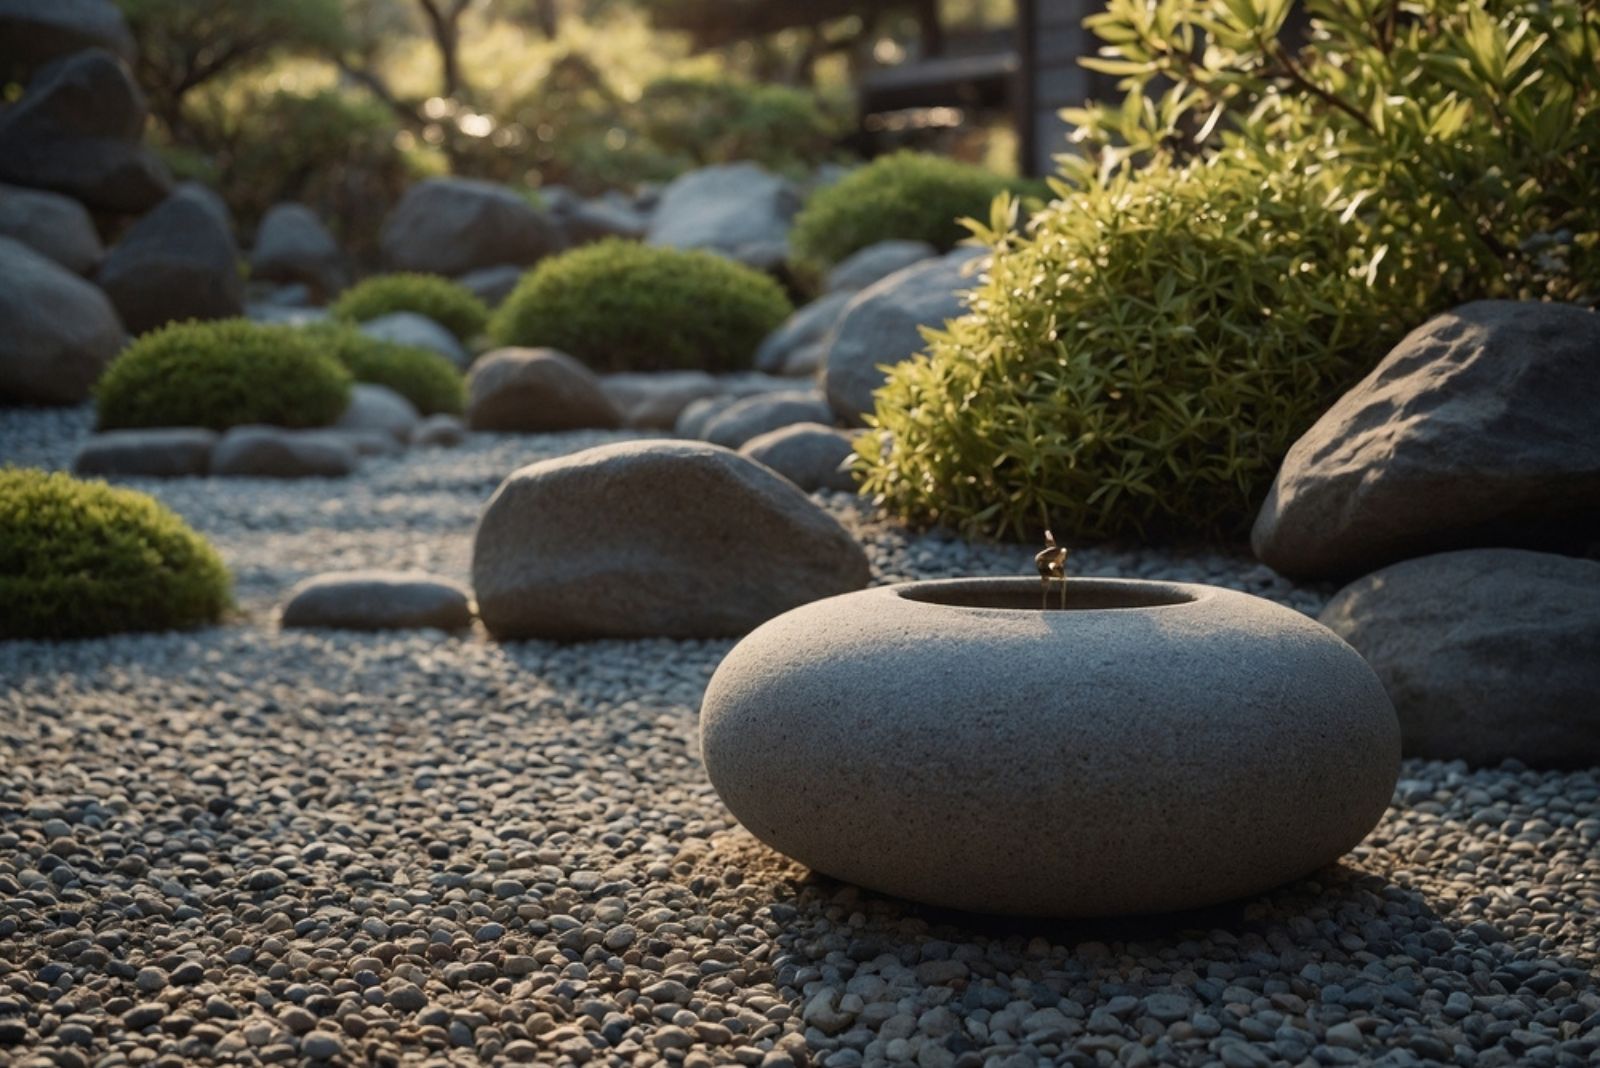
[3, 405, 1597, 1068]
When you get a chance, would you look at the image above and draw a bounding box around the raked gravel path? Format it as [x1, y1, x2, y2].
[2, 405, 1597, 1068]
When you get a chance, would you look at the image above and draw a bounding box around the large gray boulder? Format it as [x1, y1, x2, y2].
[740, 423, 858, 494]
[380, 178, 563, 276]
[824, 239, 937, 294]
[646, 163, 800, 264]
[248, 203, 347, 300]
[1254, 301, 1600, 580]
[466, 348, 621, 432]
[753, 290, 854, 375]
[1320, 549, 1600, 769]
[97, 186, 243, 334]
[701, 391, 833, 450]
[0, 0, 136, 76]
[472, 440, 872, 640]
[823, 249, 982, 425]
[73, 428, 217, 477]
[0, 236, 124, 405]
[281, 570, 473, 632]
[0, 49, 171, 213]
[0, 183, 102, 273]
[210, 427, 358, 478]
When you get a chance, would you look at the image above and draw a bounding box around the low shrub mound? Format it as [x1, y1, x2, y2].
[299, 324, 465, 416]
[0, 468, 231, 639]
[490, 240, 792, 373]
[96, 319, 351, 431]
[332, 273, 490, 340]
[858, 153, 1409, 542]
[791, 152, 1040, 269]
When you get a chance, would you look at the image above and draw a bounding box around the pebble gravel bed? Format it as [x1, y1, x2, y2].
[3, 405, 1597, 1068]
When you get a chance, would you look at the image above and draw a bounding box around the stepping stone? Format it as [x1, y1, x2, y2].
[281, 570, 473, 631]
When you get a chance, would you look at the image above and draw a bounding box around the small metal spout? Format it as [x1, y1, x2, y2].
[1035, 529, 1069, 610]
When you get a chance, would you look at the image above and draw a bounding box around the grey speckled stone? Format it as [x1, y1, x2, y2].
[466, 348, 620, 432]
[1320, 548, 1600, 769]
[280, 569, 472, 631]
[701, 576, 1400, 917]
[472, 439, 871, 640]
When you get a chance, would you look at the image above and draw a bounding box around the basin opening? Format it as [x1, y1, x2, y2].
[896, 579, 1197, 611]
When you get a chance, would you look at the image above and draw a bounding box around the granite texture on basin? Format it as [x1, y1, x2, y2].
[699, 577, 1401, 917]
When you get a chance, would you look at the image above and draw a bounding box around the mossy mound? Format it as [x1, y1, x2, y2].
[332, 273, 490, 340]
[298, 324, 465, 416]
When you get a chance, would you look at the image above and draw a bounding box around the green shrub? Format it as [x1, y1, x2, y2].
[790, 152, 1040, 269]
[1071, 0, 1600, 307]
[332, 273, 489, 341]
[298, 324, 465, 416]
[0, 468, 231, 639]
[636, 73, 848, 176]
[490, 240, 792, 372]
[96, 319, 352, 431]
[857, 153, 1408, 542]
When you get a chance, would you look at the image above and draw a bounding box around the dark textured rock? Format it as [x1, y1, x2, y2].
[1254, 301, 1600, 579]
[740, 422, 857, 493]
[823, 249, 981, 425]
[472, 440, 871, 639]
[249, 203, 347, 300]
[0, 0, 135, 77]
[72, 428, 217, 477]
[97, 187, 243, 333]
[281, 570, 473, 631]
[0, 236, 123, 405]
[466, 348, 621, 432]
[210, 426, 358, 478]
[0, 183, 102, 273]
[1320, 549, 1600, 769]
[380, 178, 563, 276]
[0, 49, 171, 213]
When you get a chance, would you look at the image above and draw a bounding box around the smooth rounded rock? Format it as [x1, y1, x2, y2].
[380, 177, 563, 276]
[97, 186, 243, 334]
[359, 313, 469, 369]
[701, 391, 832, 449]
[466, 348, 620, 432]
[249, 203, 348, 300]
[280, 570, 473, 631]
[210, 427, 358, 479]
[0, 183, 102, 273]
[72, 428, 217, 477]
[335, 383, 420, 444]
[0, 236, 124, 405]
[1320, 549, 1600, 769]
[472, 440, 871, 640]
[824, 239, 937, 294]
[740, 422, 857, 493]
[700, 576, 1400, 917]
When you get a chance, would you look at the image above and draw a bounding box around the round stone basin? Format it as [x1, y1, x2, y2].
[699, 577, 1400, 917]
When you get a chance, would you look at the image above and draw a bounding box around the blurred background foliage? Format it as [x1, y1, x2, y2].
[113, 0, 1020, 254]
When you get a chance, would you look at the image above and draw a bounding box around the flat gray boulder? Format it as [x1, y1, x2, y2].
[472, 440, 872, 639]
[380, 178, 563, 276]
[753, 290, 853, 375]
[0, 183, 102, 273]
[823, 249, 981, 425]
[740, 423, 857, 493]
[1255, 301, 1600, 579]
[335, 383, 419, 444]
[249, 203, 347, 300]
[824, 239, 937, 294]
[0, 49, 171, 213]
[359, 313, 468, 368]
[210, 426, 358, 478]
[0, 0, 136, 75]
[1320, 549, 1600, 769]
[701, 391, 833, 450]
[0, 236, 124, 405]
[97, 186, 243, 333]
[281, 570, 473, 631]
[646, 163, 800, 262]
[466, 348, 621, 432]
[72, 428, 217, 477]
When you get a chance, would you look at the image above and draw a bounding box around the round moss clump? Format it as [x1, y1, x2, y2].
[791, 152, 1040, 268]
[858, 154, 1410, 542]
[96, 319, 351, 431]
[297, 324, 465, 416]
[332, 273, 489, 340]
[0, 468, 232, 639]
[490, 240, 792, 373]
